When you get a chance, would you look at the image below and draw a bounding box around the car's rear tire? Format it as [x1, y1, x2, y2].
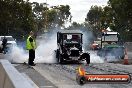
[55, 49, 59, 63]
[56, 49, 64, 64]
[80, 53, 90, 64]
[86, 55, 90, 64]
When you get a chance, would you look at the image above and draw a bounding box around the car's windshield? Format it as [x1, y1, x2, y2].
[1, 37, 15, 41]
[102, 34, 119, 42]
[63, 34, 81, 44]
[104, 47, 124, 51]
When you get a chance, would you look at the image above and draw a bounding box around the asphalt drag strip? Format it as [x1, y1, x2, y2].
[15, 63, 132, 88]
[35, 63, 132, 88]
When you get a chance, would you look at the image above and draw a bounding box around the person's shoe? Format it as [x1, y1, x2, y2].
[31, 64, 36, 66]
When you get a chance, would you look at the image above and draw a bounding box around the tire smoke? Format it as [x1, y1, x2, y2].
[79, 29, 104, 63]
[7, 30, 57, 64]
[7, 28, 104, 63]
[35, 32, 57, 63]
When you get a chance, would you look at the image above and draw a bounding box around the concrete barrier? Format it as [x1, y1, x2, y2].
[0, 60, 36, 88]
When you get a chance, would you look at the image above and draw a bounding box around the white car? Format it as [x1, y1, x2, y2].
[0, 36, 16, 53]
[0, 36, 16, 44]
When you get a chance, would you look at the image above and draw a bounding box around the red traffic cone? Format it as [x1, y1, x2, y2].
[124, 48, 129, 65]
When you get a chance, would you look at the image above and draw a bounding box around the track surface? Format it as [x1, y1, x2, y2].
[1, 44, 132, 88]
[15, 63, 132, 88]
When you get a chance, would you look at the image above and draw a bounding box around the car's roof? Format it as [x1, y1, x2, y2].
[103, 32, 119, 35]
[58, 30, 82, 34]
[0, 36, 13, 37]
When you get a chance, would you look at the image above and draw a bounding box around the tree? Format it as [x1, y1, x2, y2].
[0, 1, 72, 39]
[85, 4, 120, 37]
[0, 0, 35, 39]
[45, 5, 71, 28]
[85, 0, 132, 41]
[32, 2, 48, 33]
[32, 4, 71, 32]
[108, 0, 132, 41]
[85, 5, 104, 37]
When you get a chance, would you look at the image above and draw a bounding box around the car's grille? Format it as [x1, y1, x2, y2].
[70, 50, 79, 57]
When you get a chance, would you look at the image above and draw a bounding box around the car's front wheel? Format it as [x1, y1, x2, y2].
[80, 53, 90, 64]
[58, 53, 64, 64]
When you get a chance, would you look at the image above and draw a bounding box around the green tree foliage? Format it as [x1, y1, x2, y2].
[85, 5, 104, 37]
[49, 5, 71, 27]
[30, 3, 72, 31]
[0, 0, 35, 38]
[108, 0, 132, 41]
[0, 1, 71, 39]
[32, 2, 48, 32]
[85, 0, 132, 41]
[85, 6, 103, 25]
[85, 5, 115, 31]
[32, 3, 71, 32]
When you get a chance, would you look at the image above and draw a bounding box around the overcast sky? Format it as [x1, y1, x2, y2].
[29, 0, 108, 23]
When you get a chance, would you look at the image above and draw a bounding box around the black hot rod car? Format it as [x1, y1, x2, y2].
[55, 30, 90, 64]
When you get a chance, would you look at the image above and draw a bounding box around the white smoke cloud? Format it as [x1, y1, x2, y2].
[34, 32, 57, 63]
[78, 28, 104, 63]
[6, 28, 105, 64]
[6, 31, 57, 64]
[89, 51, 104, 63]
[6, 45, 28, 63]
